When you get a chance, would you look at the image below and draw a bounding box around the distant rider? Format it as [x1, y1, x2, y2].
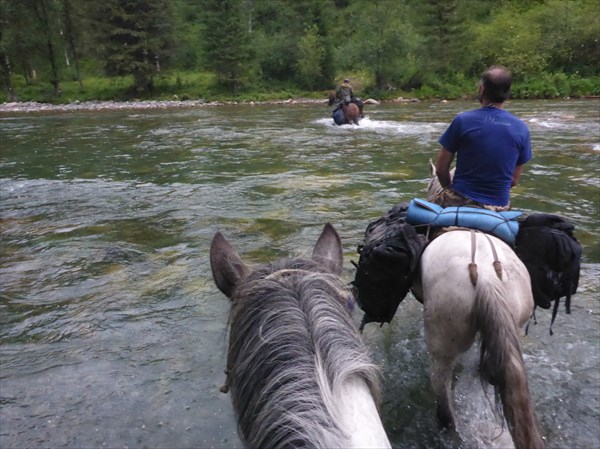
[335, 78, 364, 118]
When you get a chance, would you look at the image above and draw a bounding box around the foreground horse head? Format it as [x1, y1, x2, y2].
[210, 223, 390, 449]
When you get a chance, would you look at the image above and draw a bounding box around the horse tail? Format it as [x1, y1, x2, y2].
[473, 274, 546, 449]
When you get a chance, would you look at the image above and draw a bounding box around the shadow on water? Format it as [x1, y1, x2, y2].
[1, 100, 598, 448]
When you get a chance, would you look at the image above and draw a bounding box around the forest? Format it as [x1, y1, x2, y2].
[0, 0, 598, 103]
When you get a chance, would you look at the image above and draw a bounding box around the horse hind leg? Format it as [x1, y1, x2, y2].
[430, 354, 457, 429]
[351, 105, 360, 125]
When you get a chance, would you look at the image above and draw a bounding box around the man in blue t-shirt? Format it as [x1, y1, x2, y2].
[432, 66, 532, 211]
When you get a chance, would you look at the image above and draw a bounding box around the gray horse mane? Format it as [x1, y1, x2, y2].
[226, 257, 382, 449]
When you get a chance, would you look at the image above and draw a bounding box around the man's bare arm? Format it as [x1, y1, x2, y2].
[435, 148, 454, 188]
[511, 164, 525, 187]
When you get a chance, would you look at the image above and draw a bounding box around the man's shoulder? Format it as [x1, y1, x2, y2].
[454, 108, 485, 120]
[498, 109, 530, 131]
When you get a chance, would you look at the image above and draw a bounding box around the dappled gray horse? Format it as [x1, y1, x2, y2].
[210, 223, 390, 449]
[414, 162, 547, 449]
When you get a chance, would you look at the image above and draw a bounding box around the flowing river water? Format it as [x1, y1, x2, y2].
[1, 99, 598, 449]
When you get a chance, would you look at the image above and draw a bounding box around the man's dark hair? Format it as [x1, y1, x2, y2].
[481, 66, 512, 103]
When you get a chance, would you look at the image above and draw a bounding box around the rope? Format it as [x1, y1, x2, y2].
[483, 232, 503, 280]
[468, 230, 478, 286]
[468, 230, 503, 287]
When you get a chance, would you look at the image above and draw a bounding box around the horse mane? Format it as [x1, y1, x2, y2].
[226, 257, 382, 449]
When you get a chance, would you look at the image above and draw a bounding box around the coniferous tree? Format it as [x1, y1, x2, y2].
[28, 0, 62, 95]
[60, 0, 84, 89]
[201, 0, 250, 92]
[1, 0, 39, 87]
[94, 0, 174, 94]
[0, 28, 18, 100]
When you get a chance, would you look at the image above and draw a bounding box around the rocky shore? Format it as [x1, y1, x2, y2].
[0, 98, 329, 114]
[0, 97, 399, 114]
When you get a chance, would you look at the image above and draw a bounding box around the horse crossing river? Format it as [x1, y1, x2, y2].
[1, 99, 598, 448]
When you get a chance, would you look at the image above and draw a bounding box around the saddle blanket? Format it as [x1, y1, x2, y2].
[406, 198, 523, 245]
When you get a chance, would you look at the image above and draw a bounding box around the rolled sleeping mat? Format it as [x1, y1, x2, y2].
[406, 198, 522, 245]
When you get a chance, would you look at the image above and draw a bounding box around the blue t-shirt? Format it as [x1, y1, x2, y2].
[439, 106, 532, 206]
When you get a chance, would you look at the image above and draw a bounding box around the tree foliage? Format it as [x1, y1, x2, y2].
[201, 0, 250, 91]
[0, 0, 598, 99]
[93, 0, 174, 94]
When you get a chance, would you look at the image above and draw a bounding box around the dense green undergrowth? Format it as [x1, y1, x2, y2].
[2, 70, 599, 104]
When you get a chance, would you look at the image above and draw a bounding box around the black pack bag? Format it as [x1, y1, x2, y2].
[352, 203, 426, 327]
[515, 213, 582, 332]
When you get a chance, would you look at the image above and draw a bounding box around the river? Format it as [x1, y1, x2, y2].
[1, 99, 598, 448]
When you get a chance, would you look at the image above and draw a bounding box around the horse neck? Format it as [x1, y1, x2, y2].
[229, 266, 388, 448]
[328, 375, 391, 448]
[426, 175, 441, 200]
[427, 168, 455, 201]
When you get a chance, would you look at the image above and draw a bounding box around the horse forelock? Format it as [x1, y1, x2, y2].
[226, 257, 381, 448]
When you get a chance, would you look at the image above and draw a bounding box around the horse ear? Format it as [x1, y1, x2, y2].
[210, 232, 249, 299]
[429, 158, 437, 178]
[312, 223, 343, 275]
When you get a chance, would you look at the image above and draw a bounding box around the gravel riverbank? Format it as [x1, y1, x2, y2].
[0, 98, 329, 114]
[0, 97, 397, 114]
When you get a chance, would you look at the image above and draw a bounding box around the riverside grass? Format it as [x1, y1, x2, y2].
[2, 70, 599, 104]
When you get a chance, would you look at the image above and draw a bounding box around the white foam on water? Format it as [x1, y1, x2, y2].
[453, 349, 516, 449]
[316, 116, 442, 135]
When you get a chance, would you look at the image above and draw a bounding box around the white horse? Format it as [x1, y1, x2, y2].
[210, 223, 391, 449]
[413, 161, 546, 449]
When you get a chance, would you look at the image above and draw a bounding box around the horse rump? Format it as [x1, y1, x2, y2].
[353, 203, 426, 326]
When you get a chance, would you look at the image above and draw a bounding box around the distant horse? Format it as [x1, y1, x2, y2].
[210, 223, 391, 449]
[328, 92, 360, 125]
[413, 162, 546, 449]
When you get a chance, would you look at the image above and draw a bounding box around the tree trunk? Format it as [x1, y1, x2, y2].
[61, 0, 83, 90]
[0, 53, 18, 101]
[34, 0, 62, 96]
[0, 26, 18, 101]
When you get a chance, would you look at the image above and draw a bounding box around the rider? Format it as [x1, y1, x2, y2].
[335, 78, 364, 117]
[336, 78, 354, 105]
[431, 65, 532, 212]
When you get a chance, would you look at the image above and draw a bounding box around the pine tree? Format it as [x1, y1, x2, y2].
[94, 0, 174, 94]
[201, 0, 250, 92]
